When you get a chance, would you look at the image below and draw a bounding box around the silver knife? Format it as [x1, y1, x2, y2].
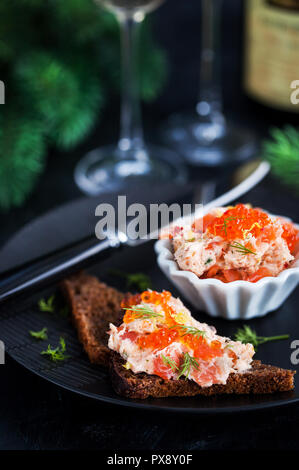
[0, 162, 269, 304]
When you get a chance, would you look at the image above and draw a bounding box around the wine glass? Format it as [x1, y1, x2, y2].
[75, 0, 186, 195]
[162, 0, 257, 167]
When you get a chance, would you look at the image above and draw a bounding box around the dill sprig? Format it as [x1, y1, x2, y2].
[229, 242, 256, 255]
[178, 352, 200, 380]
[109, 269, 152, 291]
[161, 354, 179, 372]
[123, 305, 163, 320]
[161, 352, 200, 379]
[234, 325, 289, 351]
[38, 295, 70, 317]
[170, 325, 206, 339]
[38, 295, 55, 313]
[41, 337, 70, 362]
[29, 327, 48, 341]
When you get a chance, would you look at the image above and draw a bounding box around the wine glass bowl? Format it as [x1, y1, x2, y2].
[162, 0, 257, 167]
[75, 144, 186, 195]
[163, 110, 257, 167]
[100, 0, 164, 18]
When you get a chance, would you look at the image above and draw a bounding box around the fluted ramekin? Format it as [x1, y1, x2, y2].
[154, 220, 299, 320]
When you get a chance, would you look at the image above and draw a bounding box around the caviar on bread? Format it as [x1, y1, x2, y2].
[109, 290, 255, 387]
[161, 203, 299, 283]
[62, 274, 295, 399]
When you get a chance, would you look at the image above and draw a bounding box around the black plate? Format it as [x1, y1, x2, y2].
[0, 197, 298, 414]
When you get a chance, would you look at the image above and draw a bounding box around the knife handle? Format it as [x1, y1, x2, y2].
[0, 238, 121, 304]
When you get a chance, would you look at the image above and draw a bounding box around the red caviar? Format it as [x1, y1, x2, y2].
[202, 204, 298, 253]
[122, 290, 225, 362]
[122, 290, 176, 325]
[192, 213, 217, 233]
[122, 293, 141, 323]
[206, 204, 274, 242]
[138, 327, 179, 350]
[281, 220, 299, 253]
[181, 335, 223, 361]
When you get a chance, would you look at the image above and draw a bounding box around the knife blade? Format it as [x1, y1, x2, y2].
[0, 161, 269, 304]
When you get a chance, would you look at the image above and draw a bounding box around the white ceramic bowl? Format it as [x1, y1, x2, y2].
[155, 219, 299, 320]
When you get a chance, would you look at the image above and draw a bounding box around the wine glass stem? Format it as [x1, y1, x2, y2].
[198, 0, 223, 119]
[118, 15, 145, 156]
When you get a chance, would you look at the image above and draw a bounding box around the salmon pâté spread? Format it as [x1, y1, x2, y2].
[162, 204, 299, 283]
[108, 290, 254, 388]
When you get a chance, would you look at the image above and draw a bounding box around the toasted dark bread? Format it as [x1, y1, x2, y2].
[61, 272, 124, 365]
[110, 353, 295, 399]
[62, 273, 295, 398]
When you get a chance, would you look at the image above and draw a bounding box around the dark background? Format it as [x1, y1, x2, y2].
[0, 0, 284, 248]
[0, 0, 299, 452]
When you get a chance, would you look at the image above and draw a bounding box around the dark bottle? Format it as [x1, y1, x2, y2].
[244, 0, 299, 121]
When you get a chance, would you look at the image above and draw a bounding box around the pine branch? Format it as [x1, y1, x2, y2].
[0, 109, 45, 210]
[0, 1, 167, 208]
[262, 126, 299, 193]
[15, 52, 103, 149]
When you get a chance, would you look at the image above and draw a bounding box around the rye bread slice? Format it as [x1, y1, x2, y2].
[61, 272, 124, 365]
[110, 354, 295, 399]
[62, 273, 295, 398]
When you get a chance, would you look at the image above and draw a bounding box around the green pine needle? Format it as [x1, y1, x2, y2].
[0, 110, 45, 210]
[0, 1, 167, 209]
[51, 0, 114, 45]
[15, 52, 103, 149]
[262, 126, 299, 193]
